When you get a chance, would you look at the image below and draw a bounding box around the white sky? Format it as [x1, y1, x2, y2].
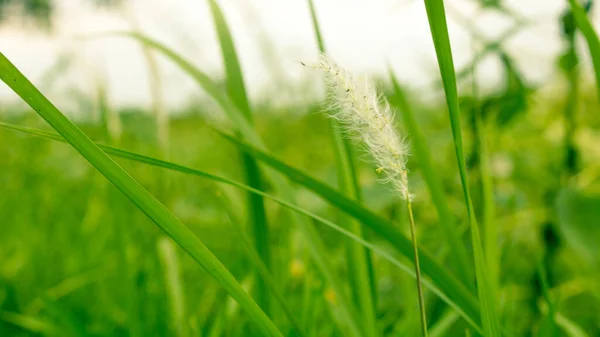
[0, 0, 596, 112]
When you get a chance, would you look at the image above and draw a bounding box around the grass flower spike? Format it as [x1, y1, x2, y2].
[311, 54, 428, 336]
[316, 55, 413, 200]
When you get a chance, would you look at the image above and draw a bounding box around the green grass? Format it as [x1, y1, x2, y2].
[2, 2, 600, 336]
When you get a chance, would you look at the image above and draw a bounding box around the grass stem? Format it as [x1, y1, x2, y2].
[403, 172, 427, 337]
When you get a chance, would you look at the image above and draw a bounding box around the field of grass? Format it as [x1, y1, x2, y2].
[2, 1, 600, 336]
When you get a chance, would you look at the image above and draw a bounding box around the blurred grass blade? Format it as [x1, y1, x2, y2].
[103, 31, 258, 142]
[568, 0, 600, 104]
[205, 0, 271, 314]
[0, 311, 58, 335]
[215, 189, 304, 337]
[307, 0, 326, 53]
[388, 73, 473, 287]
[38, 296, 85, 337]
[429, 310, 460, 337]
[157, 237, 188, 337]
[0, 121, 482, 333]
[0, 52, 283, 337]
[536, 263, 558, 337]
[306, 1, 377, 334]
[556, 313, 589, 337]
[471, 68, 499, 300]
[206, 0, 251, 119]
[100, 32, 363, 337]
[422, 1, 500, 335]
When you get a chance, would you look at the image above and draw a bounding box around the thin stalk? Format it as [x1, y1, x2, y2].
[402, 173, 427, 337]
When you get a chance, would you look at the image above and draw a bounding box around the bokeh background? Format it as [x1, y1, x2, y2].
[1, 0, 600, 336]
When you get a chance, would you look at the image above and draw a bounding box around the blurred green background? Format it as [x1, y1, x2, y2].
[1, 0, 600, 336]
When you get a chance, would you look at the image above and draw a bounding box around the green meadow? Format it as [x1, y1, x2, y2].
[1, 0, 600, 336]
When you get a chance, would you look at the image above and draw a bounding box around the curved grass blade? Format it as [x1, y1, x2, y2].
[94, 32, 363, 337]
[568, 0, 600, 105]
[421, 1, 500, 335]
[0, 52, 283, 337]
[205, 0, 271, 314]
[0, 121, 482, 333]
[388, 73, 473, 287]
[306, 1, 377, 334]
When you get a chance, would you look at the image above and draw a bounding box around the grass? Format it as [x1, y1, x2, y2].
[1, 1, 600, 336]
[0, 52, 282, 337]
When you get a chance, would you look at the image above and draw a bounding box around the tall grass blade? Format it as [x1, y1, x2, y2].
[0, 52, 283, 337]
[568, 0, 600, 104]
[420, 1, 501, 334]
[306, 1, 377, 334]
[0, 121, 482, 333]
[205, 0, 271, 314]
[388, 73, 473, 286]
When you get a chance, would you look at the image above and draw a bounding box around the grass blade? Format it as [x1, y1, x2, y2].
[306, 1, 377, 334]
[0, 121, 482, 333]
[0, 52, 283, 337]
[568, 0, 600, 105]
[536, 263, 558, 337]
[157, 237, 188, 337]
[422, 1, 501, 335]
[388, 73, 473, 287]
[429, 310, 460, 337]
[205, 0, 271, 314]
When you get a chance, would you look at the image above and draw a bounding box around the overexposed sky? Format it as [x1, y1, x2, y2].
[0, 0, 596, 112]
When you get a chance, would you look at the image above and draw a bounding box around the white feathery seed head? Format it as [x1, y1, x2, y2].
[310, 54, 413, 200]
